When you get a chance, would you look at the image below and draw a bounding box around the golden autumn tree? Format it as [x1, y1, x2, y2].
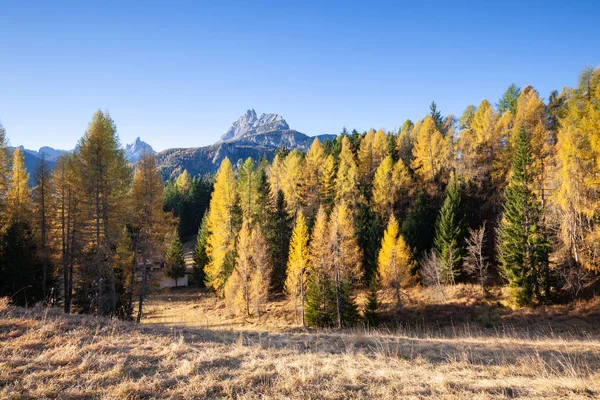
[303, 139, 326, 217]
[335, 136, 359, 208]
[553, 67, 600, 271]
[377, 215, 411, 308]
[6, 148, 31, 224]
[225, 220, 272, 317]
[320, 154, 336, 212]
[329, 201, 362, 328]
[237, 157, 259, 222]
[281, 150, 305, 215]
[372, 155, 411, 221]
[131, 153, 173, 322]
[285, 210, 310, 325]
[411, 116, 450, 190]
[75, 110, 132, 316]
[175, 169, 191, 192]
[267, 153, 285, 199]
[0, 123, 9, 219]
[205, 158, 238, 294]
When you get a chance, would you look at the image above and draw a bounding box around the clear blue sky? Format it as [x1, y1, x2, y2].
[1, 0, 599, 152]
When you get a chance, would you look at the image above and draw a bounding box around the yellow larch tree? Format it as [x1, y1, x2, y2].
[285, 210, 310, 325]
[303, 139, 326, 218]
[6, 148, 31, 224]
[175, 169, 191, 192]
[320, 154, 336, 212]
[411, 116, 450, 190]
[358, 129, 387, 187]
[237, 157, 259, 222]
[267, 153, 285, 199]
[377, 215, 411, 308]
[281, 150, 305, 215]
[335, 136, 360, 207]
[205, 158, 238, 294]
[329, 201, 362, 328]
[372, 155, 410, 221]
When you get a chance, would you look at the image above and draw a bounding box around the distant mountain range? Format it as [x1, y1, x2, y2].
[156, 110, 335, 180]
[15, 109, 335, 183]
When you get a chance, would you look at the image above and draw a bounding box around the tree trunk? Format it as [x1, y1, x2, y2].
[136, 262, 147, 323]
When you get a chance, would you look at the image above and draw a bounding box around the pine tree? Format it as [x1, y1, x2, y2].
[363, 282, 379, 327]
[497, 83, 521, 115]
[165, 231, 186, 287]
[433, 175, 466, 284]
[497, 126, 549, 305]
[0, 221, 44, 306]
[430, 101, 446, 135]
[265, 190, 292, 293]
[285, 210, 310, 325]
[6, 148, 31, 224]
[205, 158, 237, 295]
[377, 215, 411, 308]
[193, 212, 209, 287]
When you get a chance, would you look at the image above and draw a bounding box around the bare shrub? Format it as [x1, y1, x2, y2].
[463, 222, 490, 296]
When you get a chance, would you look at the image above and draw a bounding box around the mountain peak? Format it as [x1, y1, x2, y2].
[220, 109, 289, 142]
[125, 137, 155, 162]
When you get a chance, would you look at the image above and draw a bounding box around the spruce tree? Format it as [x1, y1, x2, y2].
[193, 213, 209, 287]
[266, 190, 292, 293]
[165, 231, 186, 287]
[497, 125, 549, 305]
[433, 175, 466, 284]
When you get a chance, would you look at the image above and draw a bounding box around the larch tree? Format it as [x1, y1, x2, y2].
[285, 210, 310, 326]
[335, 136, 360, 208]
[306, 206, 335, 327]
[329, 202, 362, 328]
[281, 150, 305, 215]
[0, 123, 10, 221]
[131, 153, 172, 322]
[6, 148, 31, 224]
[377, 215, 411, 309]
[319, 154, 336, 212]
[205, 158, 238, 295]
[175, 169, 192, 192]
[304, 139, 326, 218]
[396, 119, 415, 169]
[411, 116, 450, 191]
[497, 125, 549, 305]
[372, 155, 411, 221]
[32, 155, 53, 300]
[237, 158, 260, 223]
[75, 110, 132, 316]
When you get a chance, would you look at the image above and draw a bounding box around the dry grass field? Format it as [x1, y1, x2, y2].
[2, 289, 600, 399]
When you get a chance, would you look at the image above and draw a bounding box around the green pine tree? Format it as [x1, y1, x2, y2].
[165, 231, 186, 287]
[497, 125, 549, 306]
[192, 213, 210, 288]
[363, 281, 379, 327]
[433, 175, 466, 284]
[265, 190, 292, 293]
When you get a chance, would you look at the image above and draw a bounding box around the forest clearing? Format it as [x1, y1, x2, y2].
[2, 296, 600, 399]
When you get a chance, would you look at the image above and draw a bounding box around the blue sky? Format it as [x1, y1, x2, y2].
[1, 0, 599, 151]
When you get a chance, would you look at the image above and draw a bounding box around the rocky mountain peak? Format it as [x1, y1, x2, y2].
[220, 109, 289, 142]
[125, 137, 155, 162]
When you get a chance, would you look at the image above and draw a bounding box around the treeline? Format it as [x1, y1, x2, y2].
[194, 66, 600, 327]
[1, 66, 599, 328]
[0, 112, 181, 321]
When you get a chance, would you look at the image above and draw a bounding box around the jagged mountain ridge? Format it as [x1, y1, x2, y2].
[156, 110, 335, 180]
[125, 137, 155, 162]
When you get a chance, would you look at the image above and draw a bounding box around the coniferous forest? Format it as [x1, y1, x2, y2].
[2, 66, 600, 328]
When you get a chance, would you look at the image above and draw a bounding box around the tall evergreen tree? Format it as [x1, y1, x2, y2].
[165, 231, 186, 287]
[497, 83, 521, 115]
[193, 212, 210, 287]
[433, 175, 466, 284]
[265, 190, 292, 293]
[497, 126, 549, 305]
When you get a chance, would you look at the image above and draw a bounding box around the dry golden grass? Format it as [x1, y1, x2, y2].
[2, 293, 600, 399]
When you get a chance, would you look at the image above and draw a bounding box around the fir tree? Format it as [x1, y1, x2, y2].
[497, 83, 521, 115]
[497, 125, 549, 305]
[165, 231, 186, 287]
[433, 175, 466, 284]
[192, 213, 210, 288]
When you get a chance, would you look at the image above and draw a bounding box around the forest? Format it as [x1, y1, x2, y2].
[1, 66, 599, 328]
